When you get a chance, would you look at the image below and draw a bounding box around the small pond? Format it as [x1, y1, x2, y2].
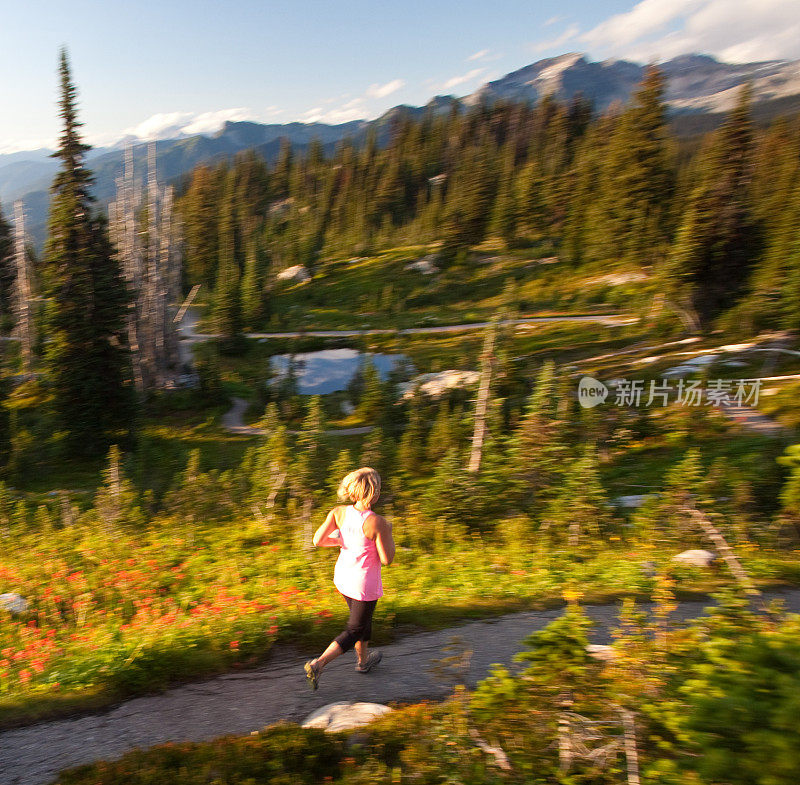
[270, 349, 411, 395]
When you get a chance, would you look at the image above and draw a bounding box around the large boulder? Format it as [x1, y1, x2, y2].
[399, 370, 480, 400]
[0, 593, 29, 614]
[277, 265, 311, 284]
[301, 702, 392, 732]
[586, 644, 617, 662]
[672, 549, 716, 568]
[404, 255, 439, 275]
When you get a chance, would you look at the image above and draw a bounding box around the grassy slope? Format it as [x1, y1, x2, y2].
[2, 246, 798, 730]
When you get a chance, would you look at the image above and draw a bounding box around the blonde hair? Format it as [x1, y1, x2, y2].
[337, 467, 381, 506]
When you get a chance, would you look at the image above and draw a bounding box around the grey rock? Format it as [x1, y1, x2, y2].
[586, 644, 617, 662]
[276, 264, 311, 284]
[673, 549, 717, 568]
[301, 702, 392, 732]
[0, 592, 28, 614]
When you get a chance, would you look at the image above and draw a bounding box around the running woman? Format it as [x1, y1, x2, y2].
[304, 467, 395, 690]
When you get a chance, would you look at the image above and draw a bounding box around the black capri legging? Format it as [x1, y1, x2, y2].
[334, 594, 377, 653]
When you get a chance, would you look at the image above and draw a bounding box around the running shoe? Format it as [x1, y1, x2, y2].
[355, 651, 382, 673]
[304, 659, 320, 690]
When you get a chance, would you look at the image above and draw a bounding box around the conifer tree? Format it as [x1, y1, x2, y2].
[490, 144, 517, 245]
[398, 395, 425, 475]
[360, 425, 385, 475]
[272, 139, 293, 200]
[249, 403, 290, 508]
[291, 395, 327, 496]
[422, 445, 478, 534]
[240, 236, 266, 329]
[93, 444, 144, 529]
[358, 356, 384, 421]
[426, 399, 452, 462]
[43, 50, 134, 456]
[328, 448, 353, 502]
[214, 171, 243, 344]
[179, 164, 221, 291]
[508, 361, 567, 508]
[749, 178, 800, 330]
[439, 142, 496, 263]
[664, 86, 758, 325]
[595, 67, 673, 267]
[540, 444, 611, 548]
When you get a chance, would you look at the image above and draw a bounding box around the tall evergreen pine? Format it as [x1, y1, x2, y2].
[44, 50, 134, 456]
[665, 86, 758, 325]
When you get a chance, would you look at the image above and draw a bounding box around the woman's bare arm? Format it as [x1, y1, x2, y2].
[312, 508, 342, 547]
[365, 513, 395, 566]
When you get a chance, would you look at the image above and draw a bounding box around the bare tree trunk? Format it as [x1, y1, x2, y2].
[557, 692, 574, 773]
[110, 143, 183, 392]
[112, 144, 146, 395]
[12, 201, 34, 375]
[618, 708, 641, 785]
[174, 284, 201, 325]
[681, 504, 759, 595]
[468, 320, 496, 474]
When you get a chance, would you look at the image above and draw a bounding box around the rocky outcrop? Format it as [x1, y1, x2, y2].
[399, 369, 480, 399]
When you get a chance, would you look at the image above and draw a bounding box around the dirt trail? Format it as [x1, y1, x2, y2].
[177, 312, 635, 343]
[2, 590, 799, 785]
[220, 396, 373, 437]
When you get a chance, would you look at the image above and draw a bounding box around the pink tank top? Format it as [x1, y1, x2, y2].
[333, 505, 383, 601]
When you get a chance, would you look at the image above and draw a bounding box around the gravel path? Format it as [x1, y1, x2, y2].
[2, 590, 799, 785]
[177, 312, 635, 343]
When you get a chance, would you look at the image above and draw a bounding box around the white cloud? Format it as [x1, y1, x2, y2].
[304, 77, 407, 125]
[127, 111, 192, 139]
[467, 48, 504, 63]
[85, 107, 259, 147]
[180, 108, 256, 135]
[531, 23, 581, 54]
[365, 79, 405, 99]
[581, 0, 701, 51]
[442, 67, 485, 90]
[544, 15, 565, 27]
[302, 97, 369, 124]
[580, 0, 800, 63]
[0, 137, 57, 155]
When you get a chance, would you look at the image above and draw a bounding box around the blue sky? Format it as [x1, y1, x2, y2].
[1, 0, 798, 153]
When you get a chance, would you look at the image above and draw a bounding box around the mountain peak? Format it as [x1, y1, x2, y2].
[665, 53, 720, 67]
[464, 50, 800, 115]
